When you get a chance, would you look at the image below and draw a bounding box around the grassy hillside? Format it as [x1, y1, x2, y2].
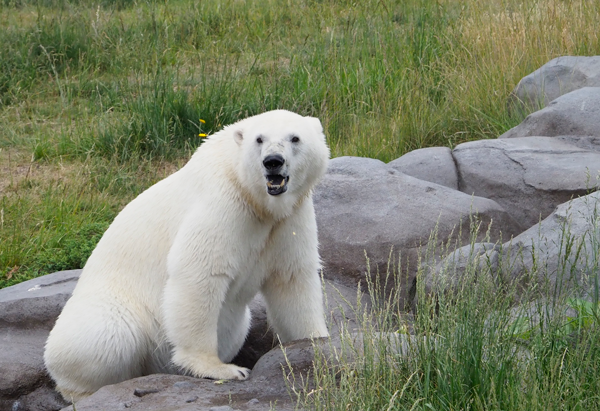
[1, 0, 599, 284]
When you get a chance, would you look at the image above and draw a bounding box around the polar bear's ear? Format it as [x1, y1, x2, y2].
[234, 129, 244, 146]
[305, 116, 324, 135]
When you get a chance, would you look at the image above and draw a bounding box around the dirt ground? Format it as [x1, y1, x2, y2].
[0, 148, 78, 197]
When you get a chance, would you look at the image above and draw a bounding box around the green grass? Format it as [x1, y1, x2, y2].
[306, 196, 600, 410]
[0, 155, 181, 288]
[3, 0, 598, 158]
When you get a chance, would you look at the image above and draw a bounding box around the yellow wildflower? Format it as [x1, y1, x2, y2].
[199, 119, 207, 137]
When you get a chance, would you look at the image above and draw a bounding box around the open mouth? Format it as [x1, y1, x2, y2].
[266, 175, 289, 196]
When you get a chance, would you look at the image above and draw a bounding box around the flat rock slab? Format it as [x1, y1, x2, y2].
[61, 333, 420, 411]
[59, 373, 296, 411]
[0, 269, 81, 329]
[59, 373, 294, 411]
[453, 136, 600, 229]
[60, 339, 323, 411]
[501, 87, 600, 138]
[314, 156, 523, 307]
[387, 147, 458, 190]
[510, 56, 600, 112]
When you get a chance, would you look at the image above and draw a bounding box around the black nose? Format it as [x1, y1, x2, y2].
[263, 154, 285, 171]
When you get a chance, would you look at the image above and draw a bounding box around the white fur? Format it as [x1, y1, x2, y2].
[44, 110, 330, 401]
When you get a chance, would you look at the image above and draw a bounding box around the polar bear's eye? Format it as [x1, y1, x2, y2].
[256, 137, 263, 144]
[291, 136, 300, 143]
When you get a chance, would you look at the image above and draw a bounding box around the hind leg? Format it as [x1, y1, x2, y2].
[44, 295, 150, 402]
[143, 336, 178, 375]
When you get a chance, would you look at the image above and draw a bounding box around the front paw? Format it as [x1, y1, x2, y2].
[173, 351, 250, 381]
[206, 363, 250, 381]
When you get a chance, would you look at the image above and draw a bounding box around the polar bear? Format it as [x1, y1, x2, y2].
[44, 110, 330, 402]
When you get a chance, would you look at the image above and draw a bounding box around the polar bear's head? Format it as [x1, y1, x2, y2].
[232, 110, 329, 213]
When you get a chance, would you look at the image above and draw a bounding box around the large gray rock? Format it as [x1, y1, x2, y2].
[314, 156, 523, 308]
[422, 192, 600, 302]
[0, 270, 81, 411]
[501, 87, 600, 138]
[503, 191, 600, 295]
[0, 329, 67, 411]
[510, 56, 600, 112]
[453, 136, 600, 229]
[387, 147, 458, 190]
[419, 242, 501, 298]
